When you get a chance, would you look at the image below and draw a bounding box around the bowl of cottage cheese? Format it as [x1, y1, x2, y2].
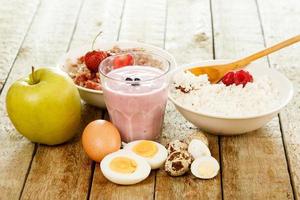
[169, 60, 293, 135]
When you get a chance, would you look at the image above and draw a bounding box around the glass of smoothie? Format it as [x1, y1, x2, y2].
[99, 52, 171, 142]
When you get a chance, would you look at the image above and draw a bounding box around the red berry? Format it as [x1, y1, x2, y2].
[245, 71, 253, 82]
[221, 70, 253, 87]
[112, 54, 134, 69]
[84, 50, 108, 72]
[234, 70, 253, 87]
[221, 71, 235, 86]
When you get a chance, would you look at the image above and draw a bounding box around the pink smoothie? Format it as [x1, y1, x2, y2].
[102, 66, 168, 142]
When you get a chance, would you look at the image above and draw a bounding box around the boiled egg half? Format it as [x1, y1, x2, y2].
[100, 150, 151, 185]
[188, 139, 211, 159]
[191, 156, 220, 179]
[124, 140, 168, 169]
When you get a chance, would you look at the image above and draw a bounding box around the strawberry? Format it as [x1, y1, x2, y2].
[84, 50, 108, 72]
[112, 54, 134, 69]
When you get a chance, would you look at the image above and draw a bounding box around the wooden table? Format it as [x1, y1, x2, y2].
[0, 0, 299, 199]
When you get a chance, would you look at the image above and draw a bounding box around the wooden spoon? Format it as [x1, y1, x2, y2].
[188, 34, 300, 83]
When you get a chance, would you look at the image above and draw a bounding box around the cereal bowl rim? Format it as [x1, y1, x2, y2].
[168, 60, 294, 120]
[57, 41, 177, 95]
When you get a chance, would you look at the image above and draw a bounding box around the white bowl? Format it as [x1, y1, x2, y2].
[57, 41, 176, 108]
[169, 60, 293, 135]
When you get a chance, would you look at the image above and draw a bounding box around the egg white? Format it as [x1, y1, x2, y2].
[188, 139, 211, 159]
[191, 156, 220, 179]
[100, 150, 151, 185]
[124, 140, 168, 169]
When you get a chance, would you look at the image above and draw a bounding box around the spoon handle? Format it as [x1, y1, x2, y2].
[233, 34, 300, 67]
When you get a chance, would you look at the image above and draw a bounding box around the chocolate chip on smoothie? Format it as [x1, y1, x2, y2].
[129, 77, 140, 86]
[125, 77, 133, 81]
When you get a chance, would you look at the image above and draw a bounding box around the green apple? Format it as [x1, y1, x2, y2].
[6, 67, 81, 145]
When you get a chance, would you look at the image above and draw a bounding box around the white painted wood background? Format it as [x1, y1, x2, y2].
[0, 0, 299, 199]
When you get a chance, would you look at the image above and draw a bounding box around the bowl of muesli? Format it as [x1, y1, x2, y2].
[169, 60, 293, 135]
[57, 41, 176, 107]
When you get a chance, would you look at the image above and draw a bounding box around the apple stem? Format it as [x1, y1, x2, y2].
[31, 66, 37, 84]
[91, 30, 103, 50]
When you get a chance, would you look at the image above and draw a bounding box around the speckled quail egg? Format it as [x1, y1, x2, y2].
[124, 140, 168, 169]
[188, 139, 211, 159]
[191, 156, 220, 179]
[100, 150, 151, 185]
[185, 131, 209, 147]
[164, 150, 192, 176]
[166, 139, 188, 154]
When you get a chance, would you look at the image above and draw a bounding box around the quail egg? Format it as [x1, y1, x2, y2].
[164, 150, 192, 176]
[185, 131, 209, 147]
[191, 156, 220, 179]
[166, 139, 188, 154]
[188, 139, 211, 159]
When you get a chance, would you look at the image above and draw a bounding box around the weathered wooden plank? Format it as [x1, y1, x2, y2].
[164, 0, 213, 64]
[0, 0, 40, 92]
[70, 0, 124, 47]
[17, 0, 86, 198]
[21, 107, 102, 200]
[118, 0, 167, 47]
[211, 0, 294, 199]
[92, 152, 156, 200]
[256, 0, 300, 198]
[89, 0, 167, 199]
[155, 0, 222, 199]
[0, 0, 84, 199]
[0, 1, 44, 199]
[19, 0, 126, 199]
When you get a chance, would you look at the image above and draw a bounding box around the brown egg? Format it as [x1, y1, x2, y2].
[82, 120, 121, 162]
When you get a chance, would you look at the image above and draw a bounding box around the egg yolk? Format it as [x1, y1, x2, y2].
[109, 157, 137, 174]
[198, 162, 215, 177]
[132, 140, 158, 157]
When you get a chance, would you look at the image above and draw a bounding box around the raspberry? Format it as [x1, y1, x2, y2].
[222, 70, 253, 87]
[112, 54, 134, 69]
[234, 70, 253, 87]
[84, 50, 108, 72]
[221, 71, 235, 86]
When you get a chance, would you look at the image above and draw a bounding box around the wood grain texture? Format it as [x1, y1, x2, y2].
[92, 161, 155, 200]
[18, 0, 125, 199]
[0, 0, 86, 199]
[70, 0, 125, 48]
[91, 113, 156, 200]
[0, 0, 40, 92]
[212, 0, 294, 199]
[21, 106, 102, 200]
[0, 1, 40, 199]
[0, 0, 299, 200]
[155, 0, 222, 199]
[118, 0, 167, 47]
[256, 0, 300, 198]
[89, 0, 166, 199]
[164, 0, 213, 64]
[90, 112, 156, 200]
